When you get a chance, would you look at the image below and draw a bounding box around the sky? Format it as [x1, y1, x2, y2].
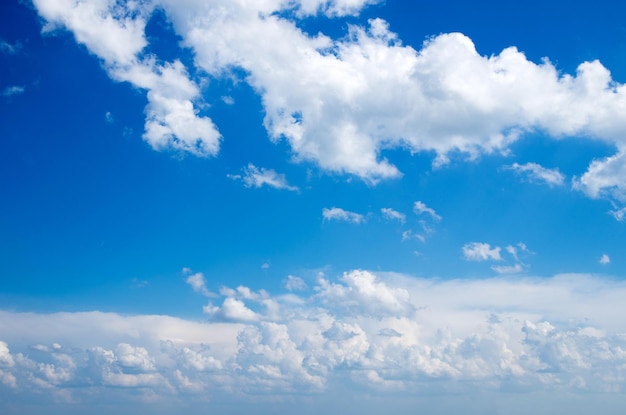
[1, 0, 626, 413]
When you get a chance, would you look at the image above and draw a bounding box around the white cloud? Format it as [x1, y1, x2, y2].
[3, 272, 626, 407]
[573, 150, 626, 202]
[31, 0, 626, 191]
[285, 275, 307, 291]
[185, 271, 214, 297]
[229, 163, 299, 191]
[600, 254, 610, 265]
[381, 207, 406, 223]
[322, 207, 365, 224]
[506, 162, 565, 187]
[413, 201, 441, 221]
[491, 263, 523, 274]
[33, 0, 221, 158]
[462, 242, 502, 261]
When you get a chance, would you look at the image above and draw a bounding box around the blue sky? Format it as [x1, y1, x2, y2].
[2, 0, 626, 413]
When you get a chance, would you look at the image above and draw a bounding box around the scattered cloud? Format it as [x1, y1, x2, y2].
[228, 163, 299, 191]
[105, 111, 114, 124]
[1, 86, 25, 97]
[322, 207, 365, 224]
[381, 207, 405, 223]
[462, 242, 502, 261]
[491, 263, 523, 274]
[413, 201, 441, 221]
[506, 162, 565, 187]
[573, 150, 626, 203]
[0, 39, 21, 55]
[284, 275, 307, 291]
[600, 254, 610, 265]
[261, 262, 270, 269]
[185, 271, 215, 297]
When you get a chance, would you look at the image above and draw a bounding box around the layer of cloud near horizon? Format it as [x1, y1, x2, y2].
[2, 271, 626, 413]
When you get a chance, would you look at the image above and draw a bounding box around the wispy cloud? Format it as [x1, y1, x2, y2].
[1, 86, 25, 97]
[228, 163, 299, 191]
[381, 207, 405, 223]
[506, 162, 565, 187]
[322, 207, 365, 224]
[413, 201, 441, 221]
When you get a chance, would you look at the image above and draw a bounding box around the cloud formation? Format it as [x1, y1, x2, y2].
[506, 162, 565, 187]
[31, 0, 626, 197]
[228, 163, 299, 191]
[322, 207, 365, 224]
[2, 271, 626, 410]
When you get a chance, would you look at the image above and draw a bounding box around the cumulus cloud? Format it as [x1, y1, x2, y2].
[573, 150, 626, 202]
[322, 207, 365, 224]
[600, 254, 610, 265]
[228, 163, 299, 191]
[33, 0, 221, 157]
[462, 242, 502, 261]
[185, 271, 215, 297]
[506, 162, 565, 187]
[3, 272, 626, 408]
[381, 207, 406, 223]
[31, 0, 626, 190]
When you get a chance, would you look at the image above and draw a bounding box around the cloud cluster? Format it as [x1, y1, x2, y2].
[32, 0, 626, 200]
[2, 271, 626, 410]
[462, 242, 530, 274]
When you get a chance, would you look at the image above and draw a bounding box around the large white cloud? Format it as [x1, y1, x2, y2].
[32, 0, 626, 190]
[2, 271, 626, 412]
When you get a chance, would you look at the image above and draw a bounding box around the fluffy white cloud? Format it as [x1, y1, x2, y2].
[185, 271, 215, 297]
[33, 0, 221, 157]
[462, 242, 502, 261]
[381, 207, 406, 223]
[3, 272, 626, 409]
[573, 150, 626, 202]
[228, 163, 299, 191]
[31, 0, 626, 195]
[506, 162, 565, 187]
[322, 207, 365, 224]
[600, 254, 610, 265]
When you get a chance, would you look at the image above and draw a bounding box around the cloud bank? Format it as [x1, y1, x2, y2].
[32, 0, 626, 199]
[2, 270, 626, 413]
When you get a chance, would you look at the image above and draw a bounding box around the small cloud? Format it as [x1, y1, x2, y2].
[381, 208, 406, 223]
[491, 263, 523, 274]
[284, 275, 307, 291]
[402, 229, 425, 243]
[221, 95, 234, 105]
[462, 242, 502, 261]
[105, 111, 114, 124]
[2, 86, 25, 97]
[0, 40, 22, 55]
[322, 207, 365, 224]
[413, 201, 441, 221]
[600, 254, 610, 265]
[186, 271, 215, 297]
[610, 207, 626, 222]
[506, 162, 565, 187]
[228, 163, 299, 192]
[261, 262, 270, 269]
[131, 278, 149, 288]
